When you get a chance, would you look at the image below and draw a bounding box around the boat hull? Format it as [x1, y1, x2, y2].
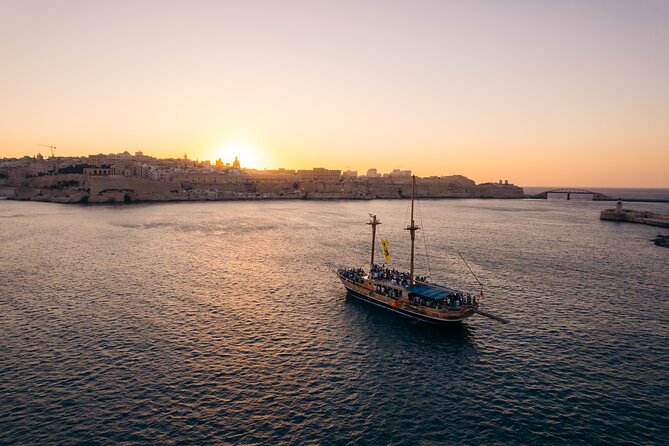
[342, 280, 474, 325]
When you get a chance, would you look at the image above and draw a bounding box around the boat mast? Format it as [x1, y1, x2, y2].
[405, 175, 420, 284]
[367, 214, 381, 266]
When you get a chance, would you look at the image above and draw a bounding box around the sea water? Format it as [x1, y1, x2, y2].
[1, 197, 668, 445]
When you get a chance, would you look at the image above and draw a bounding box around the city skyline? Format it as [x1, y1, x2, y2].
[0, 149, 474, 181]
[1, 1, 668, 187]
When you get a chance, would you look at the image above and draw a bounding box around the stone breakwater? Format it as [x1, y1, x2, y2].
[0, 174, 524, 203]
[600, 204, 669, 228]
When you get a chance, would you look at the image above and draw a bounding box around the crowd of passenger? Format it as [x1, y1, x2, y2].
[339, 266, 404, 298]
[410, 291, 477, 310]
[339, 267, 365, 283]
[369, 264, 427, 287]
[374, 283, 401, 298]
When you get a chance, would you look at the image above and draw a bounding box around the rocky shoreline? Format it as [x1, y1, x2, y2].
[653, 235, 669, 248]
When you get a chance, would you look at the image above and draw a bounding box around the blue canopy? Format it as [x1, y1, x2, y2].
[407, 284, 459, 300]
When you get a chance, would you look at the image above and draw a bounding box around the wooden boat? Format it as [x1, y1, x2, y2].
[337, 175, 483, 325]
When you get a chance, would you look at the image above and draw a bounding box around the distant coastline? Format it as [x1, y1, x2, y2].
[0, 152, 524, 203]
[5, 153, 667, 205]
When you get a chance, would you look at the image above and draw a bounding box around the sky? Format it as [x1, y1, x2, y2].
[0, 0, 668, 187]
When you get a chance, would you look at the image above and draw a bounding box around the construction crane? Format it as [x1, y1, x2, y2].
[37, 144, 59, 175]
[38, 144, 56, 158]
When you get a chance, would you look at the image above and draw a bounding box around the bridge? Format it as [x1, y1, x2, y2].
[530, 188, 615, 201]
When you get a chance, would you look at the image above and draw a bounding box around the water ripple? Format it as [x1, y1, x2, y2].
[1, 199, 668, 445]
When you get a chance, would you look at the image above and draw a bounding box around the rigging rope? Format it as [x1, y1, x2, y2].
[403, 194, 411, 230]
[416, 199, 433, 280]
[458, 251, 486, 304]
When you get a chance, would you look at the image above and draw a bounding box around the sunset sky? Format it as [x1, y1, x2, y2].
[0, 0, 667, 187]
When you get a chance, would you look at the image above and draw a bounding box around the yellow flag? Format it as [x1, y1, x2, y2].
[380, 239, 391, 262]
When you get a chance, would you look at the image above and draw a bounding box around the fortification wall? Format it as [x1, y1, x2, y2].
[2, 173, 525, 203]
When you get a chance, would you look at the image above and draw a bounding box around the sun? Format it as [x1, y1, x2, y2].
[216, 140, 262, 169]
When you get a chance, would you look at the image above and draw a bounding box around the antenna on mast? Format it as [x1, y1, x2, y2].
[405, 175, 420, 284]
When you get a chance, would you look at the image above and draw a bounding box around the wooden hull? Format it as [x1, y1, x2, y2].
[340, 276, 475, 325]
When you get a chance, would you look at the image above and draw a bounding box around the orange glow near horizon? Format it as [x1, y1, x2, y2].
[0, 2, 668, 187]
[1, 139, 667, 188]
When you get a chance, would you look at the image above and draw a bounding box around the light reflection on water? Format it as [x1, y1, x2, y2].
[1, 198, 668, 445]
